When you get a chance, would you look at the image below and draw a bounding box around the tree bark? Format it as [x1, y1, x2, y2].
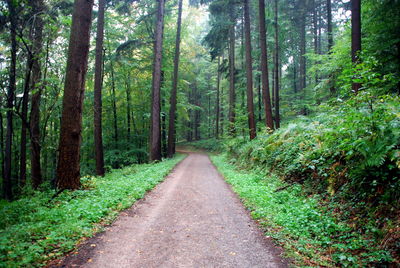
[30, 0, 44, 189]
[20, 58, 33, 187]
[243, 0, 256, 139]
[327, 0, 333, 51]
[299, 0, 306, 92]
[150, 0, 165, 161]
[93, 0, 105, 176]
[228, 5, 236, 135]
[4, 0, 18, 200]
[109, 54, 118, 148]
[167, 0, 183, 158]
[274, 0, 280, 128]
[216, 56, 221, 139]
[56, 0, 93, 190]
[258, 0, 274, 130]
[351, 0, 361, 94]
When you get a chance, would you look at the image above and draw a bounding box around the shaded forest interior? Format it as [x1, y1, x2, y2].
[0, 0, 399, 266]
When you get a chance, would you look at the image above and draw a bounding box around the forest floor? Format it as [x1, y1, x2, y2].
[50, 152, 287, 267]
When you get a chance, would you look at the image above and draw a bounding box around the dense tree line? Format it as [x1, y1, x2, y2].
[1, 0, 399, 198]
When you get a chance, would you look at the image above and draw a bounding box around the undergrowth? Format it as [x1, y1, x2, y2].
[211, 154, 393, 267]
[0, 154, 184, 267]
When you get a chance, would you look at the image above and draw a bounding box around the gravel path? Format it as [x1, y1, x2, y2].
[53, 152, 287, 268]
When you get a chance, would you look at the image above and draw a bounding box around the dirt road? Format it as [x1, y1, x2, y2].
[54, 153, 287, 268]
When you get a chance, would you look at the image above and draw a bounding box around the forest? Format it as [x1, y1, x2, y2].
[0, 0, 399, 266]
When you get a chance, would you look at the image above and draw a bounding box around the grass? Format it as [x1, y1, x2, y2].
[210, 153, 393, 267]
[0, 154, 185, 267]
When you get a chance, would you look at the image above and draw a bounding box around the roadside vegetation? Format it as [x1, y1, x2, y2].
[190, 92, 400, 266]
[0, 155, 184, 267]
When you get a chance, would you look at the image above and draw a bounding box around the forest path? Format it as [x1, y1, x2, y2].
[53, 152, 287, 268]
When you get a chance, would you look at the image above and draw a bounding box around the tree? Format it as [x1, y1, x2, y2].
[56, 0, 94, 189]
[274, 0, 280, 128]
[29, 0, 45, 189]
[327, 0, 333, 51]
[215, 56, 221, 138]
[243, 0, 256, 139]
[258, 0, 274, 129]
[149, 0, 166, 161]
[93, 0, 106, 176]
[351, 0, 361, 94]
[167, 0, 183, 158]
[228, 3, 236, 135]
[3, 0, 18, 199]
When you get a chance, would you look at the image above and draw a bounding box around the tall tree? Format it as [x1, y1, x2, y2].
[149, 0, 166, 161]
[258, 0, 274, 129]
[93, 0, 106, 176]
[351, 0, 361, 94]
[327, 0, 333, 51]
[299, 0, 307, 92]
[167, 0, 183, 158]
[3, 0, 18, 199]
[274, 0, 280, 128]
[56, 0, 94, 189]
[215, 56, 221, 139]
[228, 4, 236, 135]
[30, 0, 45, 189]
[243, 0, 256, 139]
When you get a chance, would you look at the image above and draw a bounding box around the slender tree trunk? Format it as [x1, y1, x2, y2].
[313, 0, 318, 84]
[30, 0, 44, 189]
[167, 0, 183, 157]
[93, 0, 105, 176]
[20, 58, 33, 187]
[4, 0, 18, 200]
[216, 56, 220, 139]
[56, 0, 93, 190]
[274, 0, 280, 128]
[0, 108, 4, 182]
[299, 3, 306, 92]
[327, 0, 333, 51]
[149, 0, 165, 161]
[109, 55, 118, 148]
[125, 79, 132, 141]
[258, 0, 274, 130]
[228, 5, 236, 135]
[244, 0, 256, 139]
[351, 0, 361, 94]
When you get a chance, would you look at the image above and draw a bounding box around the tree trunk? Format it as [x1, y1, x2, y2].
[216, 56, 220, 139]
[20, 59, 33, 187]
[149, 0, 165, 161]
[244, 0, 256, 139]
[299, 2, 306, 92]
[274, 0, 280, 128]
[228, 6, 236, 135]
[327, 0, 333, 51]
[167, 0, 183, 158]
[351, 0, 361, 94]
[125, 78, 132, 142]
[93, 0, 105, 176]
[4, 0, 18, 200]
[30, 0, 44, 189]
[258, 0, 274, 130]
[56, 0, 93, 190]
[109, 54, 118, 148]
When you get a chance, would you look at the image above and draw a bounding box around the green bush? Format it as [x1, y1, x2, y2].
[225, 93, 400, 211]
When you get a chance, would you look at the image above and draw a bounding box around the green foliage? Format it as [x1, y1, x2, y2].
[211, 154, 394, 267]
[0, 155, 184, 267]
[180, 138, 223, 152]
[225, 93, 400, 210]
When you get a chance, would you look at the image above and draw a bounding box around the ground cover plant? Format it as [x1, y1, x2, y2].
[0, 154, 184, 267]
[211, 154, 395, 267]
